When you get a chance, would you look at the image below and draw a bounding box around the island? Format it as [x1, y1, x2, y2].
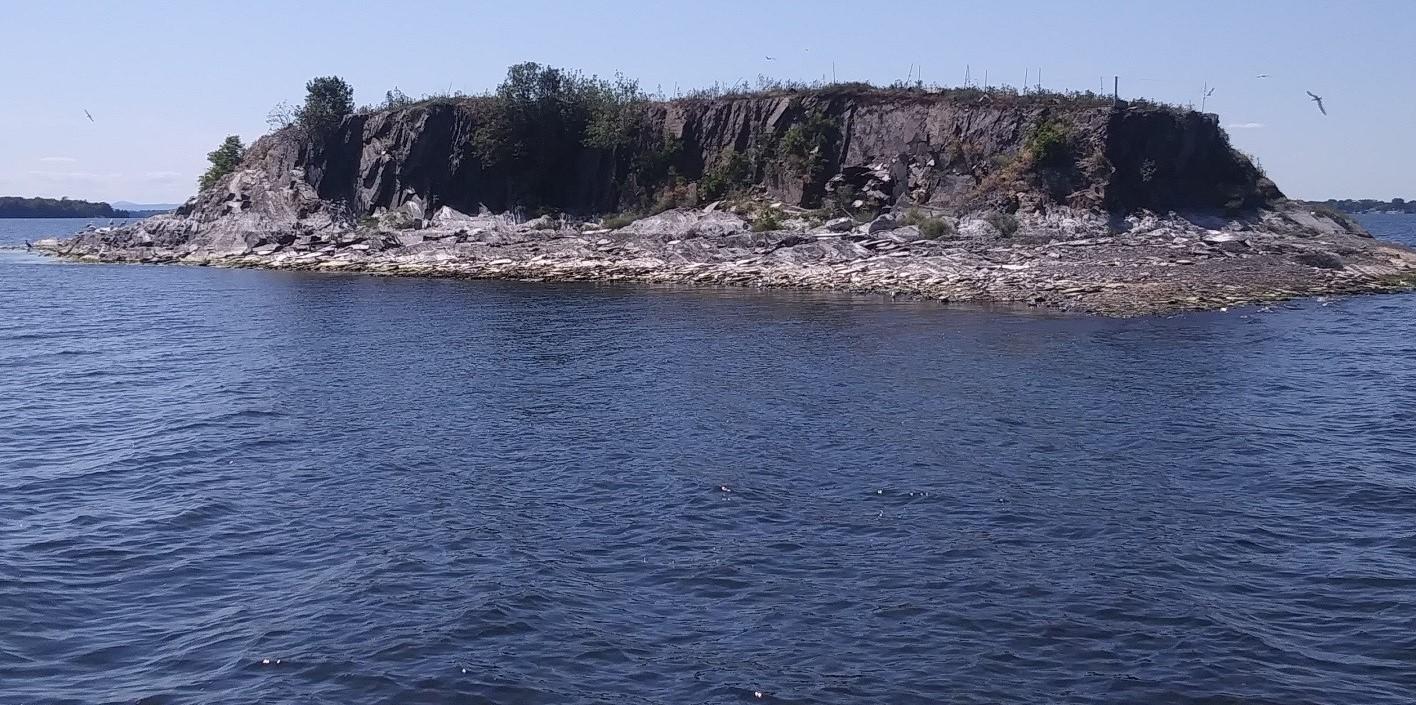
[35, 64, 1416, 316]
[1, 196, 130, 218]
[1305, 198, 1416, 215]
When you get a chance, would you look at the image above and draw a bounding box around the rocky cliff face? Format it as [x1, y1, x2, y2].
[209, 89, 1280, 224]
[46, 86, 1401, 318]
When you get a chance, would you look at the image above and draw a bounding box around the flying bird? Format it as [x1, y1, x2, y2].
[1306, 91, 1327, 115]
[764, 56, 776, 61]
[1256, 73, 1270, 79]
[84, 109, 94, 122]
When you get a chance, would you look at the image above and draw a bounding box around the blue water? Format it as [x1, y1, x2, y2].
[2, 216, 1415, 704]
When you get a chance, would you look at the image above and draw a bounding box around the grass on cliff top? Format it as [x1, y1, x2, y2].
[348, 66, 1181, 117]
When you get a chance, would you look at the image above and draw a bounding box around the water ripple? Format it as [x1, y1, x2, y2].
[2, 217, 1416, 703]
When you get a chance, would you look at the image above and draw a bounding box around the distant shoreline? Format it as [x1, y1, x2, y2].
[0, 196, 177, 219]
[0, 215, 130, 219]
[1302, 199, 1416, 215]
[0, 211, 171, 219]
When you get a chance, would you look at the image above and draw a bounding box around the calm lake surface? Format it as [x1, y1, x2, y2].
[3, 216, 1415, 704]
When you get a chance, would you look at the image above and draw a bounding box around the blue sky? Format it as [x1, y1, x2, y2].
[1, 0, 1411, 203]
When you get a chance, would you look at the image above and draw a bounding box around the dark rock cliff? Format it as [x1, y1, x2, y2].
[205, 89, 1281, 222]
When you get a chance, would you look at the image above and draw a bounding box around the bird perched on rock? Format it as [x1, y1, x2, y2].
[1306, 91, 1327, 115]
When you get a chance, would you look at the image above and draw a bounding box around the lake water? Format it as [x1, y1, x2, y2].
[3, 216, 1415, 704]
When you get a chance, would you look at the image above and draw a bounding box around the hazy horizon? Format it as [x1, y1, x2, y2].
[2, 0, 1412, 203]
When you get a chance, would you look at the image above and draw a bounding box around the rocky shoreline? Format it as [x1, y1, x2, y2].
[30, 85, 1416, 316]
[34, 202, 1416, 316]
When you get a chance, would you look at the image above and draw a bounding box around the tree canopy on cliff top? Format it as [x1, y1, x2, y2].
[298, 76, 355, 135]
[469, 62, 649, 207]
[198, 136, 246, 191]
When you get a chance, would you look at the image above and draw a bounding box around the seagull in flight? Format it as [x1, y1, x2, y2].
[1306, 91, 1327, 115]
[764, 56, 776, 61]
[1256, 73, 1270, 79]
[84, 109, 94, 122]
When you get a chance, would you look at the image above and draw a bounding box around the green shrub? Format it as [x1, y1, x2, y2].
[198, 135, 245, 191]
[700, 150, 754, 200]
[635, 135, 684, 198]
[828, 183, 860, 215]
[602, 214, 638, 229]
[900, 208, 955, 238]
[984, 211, 1019, 236]
[1025, 119, 1073, 167]
[752, 209, 783, 232]
[778, 109, 837, 178]
[651, 180, 693, 213]
[918, 217, 955, 239]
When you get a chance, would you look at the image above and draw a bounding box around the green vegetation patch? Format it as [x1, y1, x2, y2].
[1025, 119, 1075, 168]
[700, 150, 755, 201]
[601, 214, 638, 229]
[902, 208, 955, 239]
[778, 109, 837, 178]
[985, 211, 1020, 236]
[752, 209, 783, 232]
[199, 135, 246, 191]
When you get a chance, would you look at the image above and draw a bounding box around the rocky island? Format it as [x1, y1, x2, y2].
[35, 66, 1416, 315]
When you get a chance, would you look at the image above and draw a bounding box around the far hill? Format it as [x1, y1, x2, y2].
[112, 201, 182, 213]
[0, 196, 128, 218]
[1308, 198, 1415, 215]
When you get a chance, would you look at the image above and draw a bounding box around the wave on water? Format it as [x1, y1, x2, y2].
[1, 216, 1415, 703]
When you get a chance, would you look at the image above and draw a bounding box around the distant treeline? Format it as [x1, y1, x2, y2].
[0, 196, 129, 218]
[1310, 198, 1416, 214]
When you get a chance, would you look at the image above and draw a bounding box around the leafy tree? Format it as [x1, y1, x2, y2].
[297, 76, 354, 135]
[198, 135, 246, 191]
[382, 87, 414, 110]
[471, 63, 650, 209]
